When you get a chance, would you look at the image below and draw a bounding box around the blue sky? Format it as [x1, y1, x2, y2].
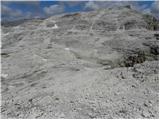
[1, 1, 159, 21]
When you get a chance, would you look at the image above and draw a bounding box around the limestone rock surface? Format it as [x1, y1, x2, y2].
[1, 7, 159, 118]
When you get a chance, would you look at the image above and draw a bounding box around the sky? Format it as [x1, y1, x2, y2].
[1, 0, 159, 21]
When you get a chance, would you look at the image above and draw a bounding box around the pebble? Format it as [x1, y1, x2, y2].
[1, 73, 8, 78]
[65, 48, 70, 51]
[141, 110, 150, 118]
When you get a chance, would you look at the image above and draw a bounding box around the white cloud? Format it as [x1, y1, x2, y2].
[25, 12, 33, 19]
[151, 0, 159, 11]
[131, 2, 149, 14]
[1, 5, 22, 17]
[84, 1, 131, 10]
[1, 5, 42, 21]
[84, 1, 99, 10]
[84, 1, 159, 18]
[1, 4, 43, 21]
[2, 1, 40, 7]
[61, 1, 83, 7]
[132, 1, 158, 18]
[150, 1, 159, 18]
[43, 4, 64, 16]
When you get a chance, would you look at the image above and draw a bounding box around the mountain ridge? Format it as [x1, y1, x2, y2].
[1, 6, 158, 31]
[1, 6, 159, 118]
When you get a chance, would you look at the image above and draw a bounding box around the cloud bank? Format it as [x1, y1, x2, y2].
[43, 4, 64, 16]
[1, 1, 159, 21]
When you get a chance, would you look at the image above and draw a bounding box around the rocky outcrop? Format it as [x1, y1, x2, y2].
[143, 14, 159, 31]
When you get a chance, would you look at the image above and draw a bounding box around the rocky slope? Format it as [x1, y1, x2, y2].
[1, 6, 159, 118]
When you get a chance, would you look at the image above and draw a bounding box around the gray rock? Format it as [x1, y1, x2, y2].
[1, 6, 158, 119]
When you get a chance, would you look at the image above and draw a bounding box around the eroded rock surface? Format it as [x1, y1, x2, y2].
[1, 7, 159, 118]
